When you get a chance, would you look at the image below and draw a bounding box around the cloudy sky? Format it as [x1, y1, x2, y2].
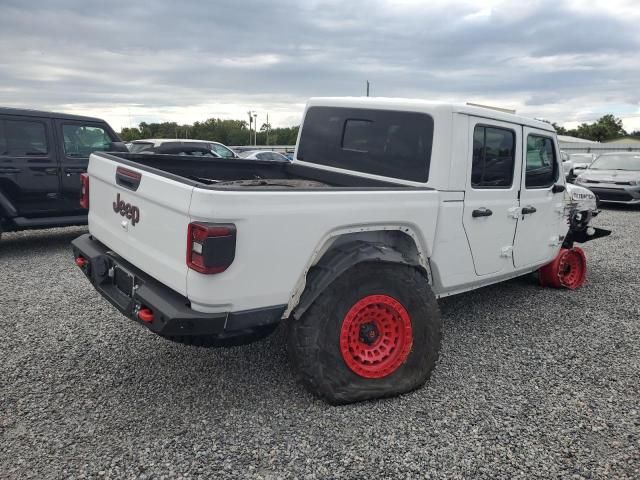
[1, 0, 639, 132]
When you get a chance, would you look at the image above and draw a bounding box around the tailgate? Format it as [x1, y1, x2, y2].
[87, 155, 194, 296]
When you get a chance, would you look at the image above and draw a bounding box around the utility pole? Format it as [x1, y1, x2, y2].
[266, 113, 269, 146]
[247, 111, 253, 145]
[253, 113, 258, 145]
[366, 80, 370, 97]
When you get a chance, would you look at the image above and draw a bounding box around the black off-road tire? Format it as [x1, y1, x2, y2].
[287, 262, 442, 404]
[160, 324, 278, 348]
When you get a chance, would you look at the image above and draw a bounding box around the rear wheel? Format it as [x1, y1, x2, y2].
[288, 263, 441, 404]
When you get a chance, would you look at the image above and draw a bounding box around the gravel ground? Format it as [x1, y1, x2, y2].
[1, 208, 639, 479]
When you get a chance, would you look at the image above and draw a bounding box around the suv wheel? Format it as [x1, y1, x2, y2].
[288, 263, 442, 404]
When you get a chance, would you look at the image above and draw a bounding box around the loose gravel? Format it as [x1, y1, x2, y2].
[1, 208, 639, 479]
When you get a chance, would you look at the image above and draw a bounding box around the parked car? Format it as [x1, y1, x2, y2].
[575, 152, 640, 204]
[0, 107, 125, 240]
[72, 97, 608, 404]
[129, 139, 239, 158]
[567, 153, 597, 182]
[239, 150, 291, 162]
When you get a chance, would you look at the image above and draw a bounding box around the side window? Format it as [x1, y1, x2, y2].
[63, 124, 112, 157]
[0, 121, 7, 155]
[526, 135, 558, 188]
[471, 125, 515, 188]
[3, 120, 48, 156]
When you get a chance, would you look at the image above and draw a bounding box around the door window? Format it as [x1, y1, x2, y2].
[3, 120, 48, 156]
[63, 124, 112, 157]
[525, 135, 558, 188]
[471, 126, 515, 188]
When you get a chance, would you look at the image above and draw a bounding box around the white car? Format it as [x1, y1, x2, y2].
[239, 150, 291, 162]
[129, 139, 238, 158]
[72, 97, 608, 404]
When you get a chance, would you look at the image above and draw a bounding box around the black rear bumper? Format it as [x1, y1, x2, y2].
[71, 234, 285, 338]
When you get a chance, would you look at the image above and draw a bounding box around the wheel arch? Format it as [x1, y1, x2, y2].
[286, 227, 432, 320]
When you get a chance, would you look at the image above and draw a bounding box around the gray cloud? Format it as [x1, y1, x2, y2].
[1, 0, 639, 130]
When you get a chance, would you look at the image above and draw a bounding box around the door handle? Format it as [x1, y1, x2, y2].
[521, 206, 537, 215]
[65, 168, 86, 173]
[472, 208, 493, 218]
[44, 167, 58, 175]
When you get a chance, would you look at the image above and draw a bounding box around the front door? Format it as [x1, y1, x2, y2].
[462, 117, 522, 276]
[56, 120, 117, 214]
[0, 116, 62, 217]
[513, 128, 567, 268]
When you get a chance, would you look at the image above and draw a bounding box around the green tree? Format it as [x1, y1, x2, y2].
[566, 114, 627, 142]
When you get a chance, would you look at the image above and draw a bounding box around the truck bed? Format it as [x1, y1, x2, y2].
[106, 152, 412, 189]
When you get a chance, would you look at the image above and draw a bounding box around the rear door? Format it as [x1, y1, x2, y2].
[0, 115, 62, 217]
[513, 128, 566, 268]
[462, 117, 522, 276]
[88, 155, 194, 295]
[55, 120, 120, 214]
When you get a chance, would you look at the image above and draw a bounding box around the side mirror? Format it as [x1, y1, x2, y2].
[109, 141, 129, 153]
[552, 184, 566, 194]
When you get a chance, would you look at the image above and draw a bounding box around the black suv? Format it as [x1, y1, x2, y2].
[0, 107, 126, 240]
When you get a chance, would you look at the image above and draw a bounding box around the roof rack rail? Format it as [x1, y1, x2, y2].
[466, 102, 516, 114]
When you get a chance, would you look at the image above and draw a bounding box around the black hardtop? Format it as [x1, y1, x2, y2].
[0, 106, 106, 123]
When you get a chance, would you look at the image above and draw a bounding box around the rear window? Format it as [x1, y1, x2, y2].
[3, 119, 48, 156]
[297, 106, 434, 182]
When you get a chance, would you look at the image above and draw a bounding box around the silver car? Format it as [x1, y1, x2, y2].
[567, 153, 597, 182]
[575, 152, 640, 205]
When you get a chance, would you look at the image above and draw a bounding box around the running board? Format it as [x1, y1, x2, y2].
[12, 215, 88, 229]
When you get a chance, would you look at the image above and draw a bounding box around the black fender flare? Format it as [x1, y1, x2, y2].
[290, 240, 428, 320]
[0, 189, 18, 218]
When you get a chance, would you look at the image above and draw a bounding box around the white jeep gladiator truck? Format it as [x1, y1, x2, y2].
[72, 97, 609, 404]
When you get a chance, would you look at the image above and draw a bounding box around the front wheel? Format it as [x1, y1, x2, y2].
[288, 263, 442, 404]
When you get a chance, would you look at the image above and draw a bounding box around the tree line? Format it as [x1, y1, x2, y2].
[119, 113, 639, 146]
[120, 118, 299, 146]
[551, 114, 639, 142]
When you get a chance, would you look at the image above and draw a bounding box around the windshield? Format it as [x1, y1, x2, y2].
[129, 142, 153, 153]
[589, 154, 640, 171]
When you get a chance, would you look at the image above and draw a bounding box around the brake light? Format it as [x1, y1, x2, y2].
[80, 173, 90, 209]
[187, 222, 236, 274]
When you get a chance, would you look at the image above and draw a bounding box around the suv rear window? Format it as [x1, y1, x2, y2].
[297, 107, 434, 182]
[3, 120, 48, 156]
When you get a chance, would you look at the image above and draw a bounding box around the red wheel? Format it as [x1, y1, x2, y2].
[339, 294, 413, 379]
[539, 247, 587, 289]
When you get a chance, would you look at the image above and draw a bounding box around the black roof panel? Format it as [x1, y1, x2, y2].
[0, 106, 105, 122]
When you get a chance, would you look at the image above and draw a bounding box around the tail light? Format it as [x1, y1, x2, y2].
[80, 173, 90, 209]
[187, 222, 236, 274]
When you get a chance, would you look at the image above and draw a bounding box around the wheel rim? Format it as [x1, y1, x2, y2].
[558, 248, 587, 289]
[339, 294, 413, 379]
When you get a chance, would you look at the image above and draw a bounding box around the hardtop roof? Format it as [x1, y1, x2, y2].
[306, 97, 556, 133]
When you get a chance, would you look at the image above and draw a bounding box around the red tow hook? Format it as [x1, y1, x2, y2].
[137, 307, 154, 323]
[75, 256, 88, 268]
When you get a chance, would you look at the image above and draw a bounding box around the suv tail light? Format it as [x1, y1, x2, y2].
[80, 173, 90, 209]
[187, 222, 236, 274]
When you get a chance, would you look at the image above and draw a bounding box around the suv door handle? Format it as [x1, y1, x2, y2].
[44, 167, 58, 175]
[64, 167, 86, 174]
[472, 208, 493, 218]
[521, 206, 537, 215]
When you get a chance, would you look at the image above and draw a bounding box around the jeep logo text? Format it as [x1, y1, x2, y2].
[113, 193, 140, 226]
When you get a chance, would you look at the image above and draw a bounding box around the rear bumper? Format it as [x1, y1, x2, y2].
[71, 233, 285, 338]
